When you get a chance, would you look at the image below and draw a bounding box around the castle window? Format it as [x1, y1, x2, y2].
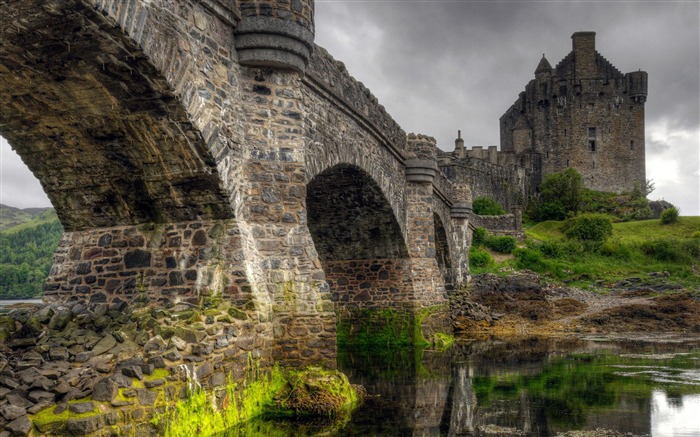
[588, 127, 597, 152]
[588, 103, 595, 113]
[630, 140, 635, 150]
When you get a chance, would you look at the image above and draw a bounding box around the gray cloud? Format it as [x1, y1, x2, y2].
[0, 137, 51, 209]
[315, 0, 700, 214]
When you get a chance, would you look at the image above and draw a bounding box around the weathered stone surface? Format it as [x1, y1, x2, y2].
[143, 336, 167, 354]
[66, 415, 104, 435]
[4, 415, 31, 437]
[68, 402, 95, 414]
[91, 378, 118, 402]
[0, 406, 25, 422]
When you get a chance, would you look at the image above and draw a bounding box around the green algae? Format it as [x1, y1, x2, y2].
[155, 364, 359, 437]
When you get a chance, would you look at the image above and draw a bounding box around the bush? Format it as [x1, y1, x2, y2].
[528, 168, 583, 222]
[472, 197, 505, 216]
[660, 207, 680, 224]
[561, 214, 613, 242]
[472, 227, 487, 247]
[539, 241, 564, 258]
[469, 247, 493, 268]
[485, 235, 516, 254]
[599, 239, 633, 260]
[640, 239, 690, 262]
[513, 248, 547, 272]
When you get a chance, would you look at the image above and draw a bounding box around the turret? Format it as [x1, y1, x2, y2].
[535, 54, 552, 78]
[454, 130, 465, 159]
[234, 0, 315, 73]
[626, 70, 648, 103]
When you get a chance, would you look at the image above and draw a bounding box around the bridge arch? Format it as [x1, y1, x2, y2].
[0, 0, 239, 232]
[306, 164, 417, 309]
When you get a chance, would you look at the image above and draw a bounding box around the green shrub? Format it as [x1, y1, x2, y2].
[469, 247, 493, 268]
[539, 241, 564, 258]
[561, 214, 613, 242]
[599, 239, 633, 260]
[485, 235, 516, 254]
[513, 247, 547, 272]
[472, 227, 487, 247]
[692, 231, 700, 239]
[639, 239, 690, 263]
[660, 207, 680, 224]
[472, 197, 506, 216]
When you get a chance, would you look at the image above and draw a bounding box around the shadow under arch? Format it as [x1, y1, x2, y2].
[0, 0, 234, 232]
[307, 164, 415, 310]
[433, 212, 453, 291]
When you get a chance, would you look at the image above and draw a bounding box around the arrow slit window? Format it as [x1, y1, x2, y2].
[588, 127, 597, 152]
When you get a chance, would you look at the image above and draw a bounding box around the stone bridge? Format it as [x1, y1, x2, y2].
[0, 0, 472, 367]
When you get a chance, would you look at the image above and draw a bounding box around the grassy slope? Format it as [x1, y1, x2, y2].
[2, 209, 59, 234]
[515, 217, 700, 289]
[527, 216, 700, 242]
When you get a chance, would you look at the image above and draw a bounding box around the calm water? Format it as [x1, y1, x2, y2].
[228, 336, 700, 437]
[0, 298, 42, 313]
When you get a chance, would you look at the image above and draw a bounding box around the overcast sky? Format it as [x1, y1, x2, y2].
[1, 0, 698, 214]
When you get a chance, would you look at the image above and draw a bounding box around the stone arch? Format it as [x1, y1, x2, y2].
[307, 164, 408, 261]
[0, 0, 235, 232]
[307, 164, 417, 309]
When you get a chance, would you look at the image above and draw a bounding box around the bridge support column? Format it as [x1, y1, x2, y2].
[449, 183, 473, 288]
[403, 134, 450, 340]
[236, 66, 336, 368]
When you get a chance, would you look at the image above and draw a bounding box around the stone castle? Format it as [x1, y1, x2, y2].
[440, 31, 647, 209]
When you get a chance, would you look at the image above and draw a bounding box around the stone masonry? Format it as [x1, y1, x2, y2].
[0, 0, 469, 374]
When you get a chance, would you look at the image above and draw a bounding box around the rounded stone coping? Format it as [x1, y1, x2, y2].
[234, 16, 314, 72]
[450, 203, 472, 219]
[405, 158, 438, 183]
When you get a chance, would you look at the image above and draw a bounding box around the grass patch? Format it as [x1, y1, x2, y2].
[496, 217, 700, 289]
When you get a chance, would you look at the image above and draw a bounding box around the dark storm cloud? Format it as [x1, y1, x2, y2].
[315, 0, 700, 214]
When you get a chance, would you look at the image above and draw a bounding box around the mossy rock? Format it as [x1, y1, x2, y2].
[268, 367, 360, 417]
[227, 307, 248, 321]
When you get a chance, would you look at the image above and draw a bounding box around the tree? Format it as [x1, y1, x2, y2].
[472, 197, 506, 215]
[528, 168, 584, 221]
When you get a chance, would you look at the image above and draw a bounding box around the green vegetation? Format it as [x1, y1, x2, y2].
[472, 196, 506, 216]
[159, 364, 359, 437]
[469, 228, 515, 271]
[507, 216, 700, 288]
[526, 168, 663, 223]
[661, 206, 680, 224]
[0, 213, 63, 298]
[527, 168, 584, 221]
[561, 214, 613, 242]
[484, 235, 517, 253]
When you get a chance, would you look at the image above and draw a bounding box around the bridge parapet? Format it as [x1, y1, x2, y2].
[306, 46, 407, 159]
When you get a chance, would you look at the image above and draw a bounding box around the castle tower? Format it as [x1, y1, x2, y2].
[499, 31, 647, 194]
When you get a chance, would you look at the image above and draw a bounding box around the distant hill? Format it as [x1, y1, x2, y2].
[0, 205, 62, 298]
[0, 204, 54, 232]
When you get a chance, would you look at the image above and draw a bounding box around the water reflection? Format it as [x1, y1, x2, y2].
[225, 337, 700, 436]
[652, 391, 700, 437]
